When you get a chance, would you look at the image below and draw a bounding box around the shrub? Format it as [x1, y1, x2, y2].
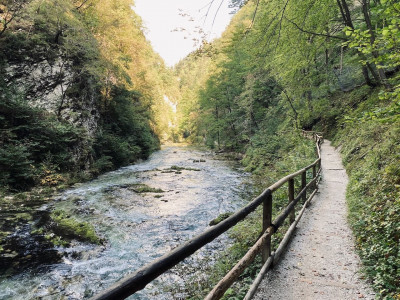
[93, 86, 160, 172]
[0, 88, 84, 190]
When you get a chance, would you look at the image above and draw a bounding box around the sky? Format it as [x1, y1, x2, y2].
[134, 0, 236, 66]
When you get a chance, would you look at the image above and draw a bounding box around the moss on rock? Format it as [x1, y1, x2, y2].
[127, 184, 164, 193]
[209, 212, 234, 226]
[50, 210, 101, 245]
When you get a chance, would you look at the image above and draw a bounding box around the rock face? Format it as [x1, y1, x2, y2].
[5, 56, 99, 137]
[3, 49, 100, 169]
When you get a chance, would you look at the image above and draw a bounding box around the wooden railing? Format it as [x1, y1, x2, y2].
[91, 131, 323, 300]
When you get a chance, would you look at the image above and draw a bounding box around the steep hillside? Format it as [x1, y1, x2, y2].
[0, 0, 184, 278]
[176, 0, 399, 298]
[0, 0, 398, 297]
[0, 0, 178, 191]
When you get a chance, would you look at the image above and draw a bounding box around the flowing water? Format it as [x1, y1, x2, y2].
[0, 146, 252, 299]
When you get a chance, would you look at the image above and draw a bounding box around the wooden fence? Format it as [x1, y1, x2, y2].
[91, 131, 323, 300]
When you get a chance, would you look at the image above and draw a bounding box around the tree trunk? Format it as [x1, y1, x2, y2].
[250, 111, 259, 131]
[215, 105, 220, 150]
[282, 90, 299, 128]
[336, 0, 354, 28]
[362, 65, 375, 87]
[306, 90, 313, 112]
[336, 0, 381, 86]
[361, 0, 389, 86]
[366, 62, 381, 84]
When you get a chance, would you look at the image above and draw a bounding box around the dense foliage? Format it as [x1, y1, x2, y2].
[0, 89, 83, 190]
[334, 89, 400, 296]
[0, 0, 398, 297]
[0, 0, 178, 191]
[176, 0, 399, 298]
[93, 87, 159, 173]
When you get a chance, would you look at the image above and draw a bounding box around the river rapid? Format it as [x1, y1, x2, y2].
[0, 145, 252, 299]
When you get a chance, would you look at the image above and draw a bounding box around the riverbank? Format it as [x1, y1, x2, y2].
[0, 145, 252, 299]
[172, 131, 318, 299]
[0, 179, 104, 279]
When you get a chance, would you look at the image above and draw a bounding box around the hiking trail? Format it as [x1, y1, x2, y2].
[252, 140, 375, 300]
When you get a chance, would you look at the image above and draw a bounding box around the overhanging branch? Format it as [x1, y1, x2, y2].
[285, 17, 348, 41]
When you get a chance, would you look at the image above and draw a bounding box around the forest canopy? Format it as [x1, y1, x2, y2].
[0, 0, 179, 190]
[0, 0, 398, 297]
[176, 0, 399, 297]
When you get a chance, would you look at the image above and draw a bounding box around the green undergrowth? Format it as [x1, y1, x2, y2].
[333, 92, 400, 299]
[177, 130, 317, 299]
[0, 92, 89, 191]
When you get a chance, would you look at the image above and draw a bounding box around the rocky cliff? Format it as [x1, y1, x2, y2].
[0, 0, 160, 190]
[3, 51, 100, 169]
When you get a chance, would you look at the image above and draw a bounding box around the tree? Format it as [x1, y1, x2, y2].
[0, 0, 30, 37]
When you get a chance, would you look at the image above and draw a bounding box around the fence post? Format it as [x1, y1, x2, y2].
[262, 193, 272, 263]
[288, 178, 295, 224]
[301, 171, 307, 203]
[312, 165, 317, 190]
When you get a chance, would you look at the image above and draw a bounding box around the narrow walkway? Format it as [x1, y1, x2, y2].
[252, 140, 375, 300]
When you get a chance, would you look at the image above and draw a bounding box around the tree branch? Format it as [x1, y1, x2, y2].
[275, 0, 290, 49]
[250, 0, 261, 28]
[284, 17, 348, 41]
[211, 0, 225, 30]
[255, 1, 289, 43]
[0, 0, 26, 37]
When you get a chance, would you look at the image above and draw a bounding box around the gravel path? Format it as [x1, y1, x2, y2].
[252, 140, 375, 300]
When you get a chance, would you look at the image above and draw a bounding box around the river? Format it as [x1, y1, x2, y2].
[0, 145, 252, 299]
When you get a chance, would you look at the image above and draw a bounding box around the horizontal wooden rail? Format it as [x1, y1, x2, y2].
[91, 189, 272, 300]
[272, 175, 318, 230]
[204, 227, 273, 300]
[244, 183, 319, 300]
[91, 131, 323, 300]
[267, 158, 320, 192]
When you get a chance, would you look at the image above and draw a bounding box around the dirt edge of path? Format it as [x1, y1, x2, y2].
[251, 140, 375, 300]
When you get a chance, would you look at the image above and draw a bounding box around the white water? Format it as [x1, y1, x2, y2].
[0, 146, 252, 299]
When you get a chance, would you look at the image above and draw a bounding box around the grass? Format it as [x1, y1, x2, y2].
[160, 165, 201, 174]
[332, 90, 400, 298]
[170, 165, 201, 171]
